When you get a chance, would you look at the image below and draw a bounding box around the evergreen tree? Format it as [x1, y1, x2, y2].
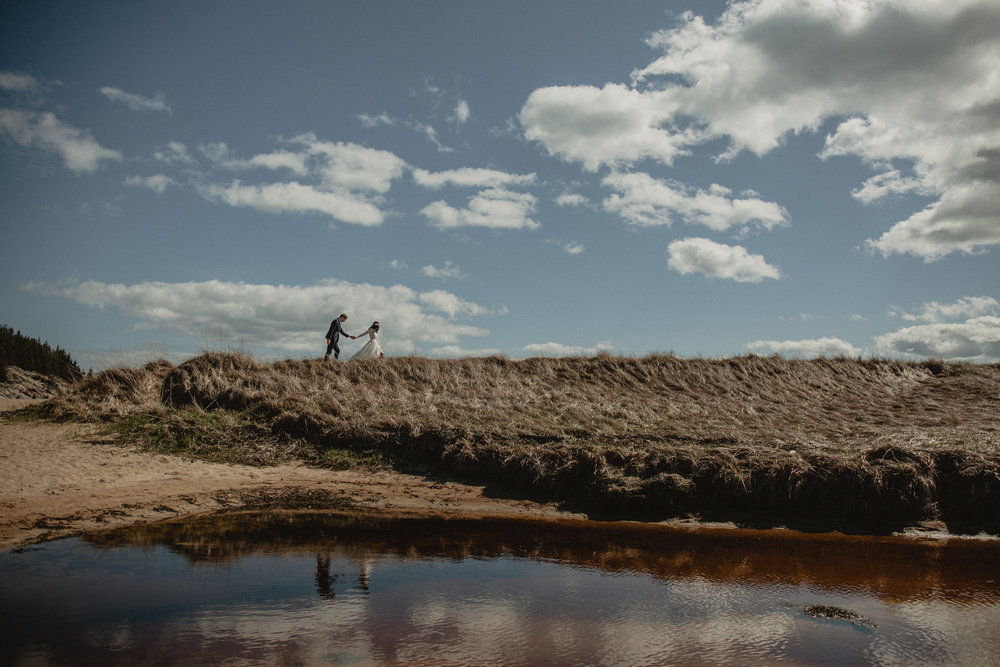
[0, 325, 83, 382]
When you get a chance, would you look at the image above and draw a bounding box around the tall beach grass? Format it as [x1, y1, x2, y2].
[40, 352, 1000, 533]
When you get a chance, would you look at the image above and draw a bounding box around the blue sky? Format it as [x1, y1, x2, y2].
[2, 0, 998, 370]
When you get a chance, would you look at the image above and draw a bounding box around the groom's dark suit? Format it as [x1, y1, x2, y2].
[325, 318, 348, 359]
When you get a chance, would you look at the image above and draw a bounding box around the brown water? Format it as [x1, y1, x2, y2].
[2, 512, 999, 665]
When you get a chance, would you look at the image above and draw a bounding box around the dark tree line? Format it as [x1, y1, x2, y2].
[0, 325, 83, 382]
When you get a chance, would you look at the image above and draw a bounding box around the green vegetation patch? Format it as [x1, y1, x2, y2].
[105, 407, 309, 467]
[320, 446, 388, 470]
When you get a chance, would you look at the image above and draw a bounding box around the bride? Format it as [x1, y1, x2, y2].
[350, 321, 384, 360]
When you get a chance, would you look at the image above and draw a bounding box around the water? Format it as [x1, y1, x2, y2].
[2, 512, 999, 665]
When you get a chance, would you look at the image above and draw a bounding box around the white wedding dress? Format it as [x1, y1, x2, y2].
[351, 328, 384, 360]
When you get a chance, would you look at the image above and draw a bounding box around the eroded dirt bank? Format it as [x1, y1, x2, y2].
[0, 399, 582, 551]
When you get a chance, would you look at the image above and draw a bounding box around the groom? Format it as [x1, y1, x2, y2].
[324, 313, 356, 360]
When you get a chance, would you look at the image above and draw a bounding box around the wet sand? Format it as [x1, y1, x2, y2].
[0, 399, 583, 550]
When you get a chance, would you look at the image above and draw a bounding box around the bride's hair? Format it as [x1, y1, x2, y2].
[371, 321, 380, 332]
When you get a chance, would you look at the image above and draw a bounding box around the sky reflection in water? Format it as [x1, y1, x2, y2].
[2, 512, 999, 665]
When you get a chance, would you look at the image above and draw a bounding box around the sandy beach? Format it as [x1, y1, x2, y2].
[0, 399, 581, 551]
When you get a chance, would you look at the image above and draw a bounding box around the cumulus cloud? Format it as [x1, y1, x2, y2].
[602, 172, 787, 231]
[520, 83, 695, 171]
[521, 0, 1000, 259]
[419, 289, 496, 318]
[201, 181, 386, 226]
[667, 237, 781, 282]
[245, 150, 309, 174]
[125, 174, 174, 193]
[98, 86, 171, 113]
[421, 261, 465, 281]
[294, 134, 406, 192]
[878, 296, 1000, 360]
[890, 296, 999, 323]
[0, 71, 40, 93]
[0, 108, 121, 173]
[875, 316, 1000, 361]
[428, 345, 503, 358]
[357, 112, 396, 128]
[194, 135, 407, 225]
[421, 188, 540, 230]
[746, 337, 863, 358]
[412, 167, 536, 189]
[864, 183, 1000, 260]
[452, 98, 470, 125]
[154, 141, 195, 164]
[555, 192, 589, 207]
[200, 142, 308, 174]
[562, 241, 585, 255]
[519, 341, 613, 357]
[21, 278, 493, 355]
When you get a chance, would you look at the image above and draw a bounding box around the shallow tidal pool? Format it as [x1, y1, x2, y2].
[2, 512, 999, 665]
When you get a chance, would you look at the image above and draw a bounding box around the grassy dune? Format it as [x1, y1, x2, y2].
[42, 352, 1000, 534]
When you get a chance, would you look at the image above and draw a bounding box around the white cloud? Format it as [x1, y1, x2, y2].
[746, 337, 863, 358]
[199, 141, 237, 165]
[21, 278, 493, 354]
[850, 168, 924, 205]
[421, 188, 540, 230]
[427, 345, 503, 358]
[452, 98, 470, 125]
[555, 193, 589, 207]
[419, 289, 494, 318]
[125, 174, 174, 193]
[294, 134, 406, 193]
[357, 112, 396, 128]
[193, 136, 407, 225]
[864, 183, 1000, 261]
[562, 242, 585, 255]
[522, 0, 1000, 259]
[667, 237, 781, 282]
[875, 316, 1000, 361]
[890, 296, 999, 323]
[98, 86, 171, 113]
[154, 141, 195, 164]
[415, 122, 452, 153]
[603, 172, 787, 231]
[357, 110, 456, 151]
[0, 108, 122, 173]
[246, 150, 310, 175]
[412, 167, 536, 189]
[202, 181, 386, 226]
[421, 261, 465, 281]
[200, 142, 310, 176]
[520, 83, 694, 171]
[519, 341, 613, 357]
[0, 71, 40, 92]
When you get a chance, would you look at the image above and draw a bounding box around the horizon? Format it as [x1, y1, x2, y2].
[2, 1, 998, 371]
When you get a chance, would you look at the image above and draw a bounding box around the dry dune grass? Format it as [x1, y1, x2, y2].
[42, 352, 1000, 533]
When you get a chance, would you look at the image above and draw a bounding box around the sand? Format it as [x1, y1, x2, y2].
[0, 399, 582, 551]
